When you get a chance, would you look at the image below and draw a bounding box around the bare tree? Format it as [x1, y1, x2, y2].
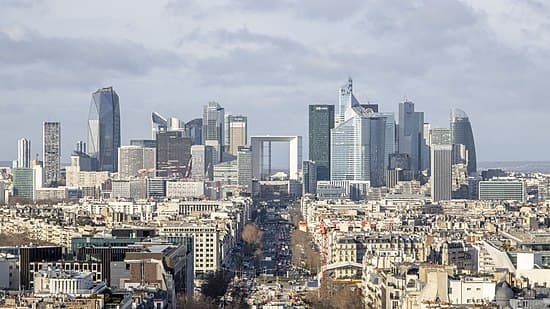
[305, 279, 364, 309]
[176, 294, 217, 309]
[291, 230, 320, 273]
[242, 224, 263, 247]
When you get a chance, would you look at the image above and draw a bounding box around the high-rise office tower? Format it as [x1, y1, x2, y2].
[156, 131, 191, 178]
[331, 79, 387, 187]
[336, 78, 361, 126]
[398, 101, 424, 175]
[451, 108, 477, 175]
[430, 128, 452, 202]
[12, 166, 43, 201]
[202, 102, 225, 162]
[152, 112, 168, 138]
[302, 160, 317, 195]
[237, 146, 253, 192]
[88, 87, 121, 172]
[12, 168, 35, 201]
[17, 138, 31, 168]
[43, 122, 61, 186]
[191, 145, 214, 181]
[185, 118, 203, 145]
[309, 105, 335, 181]
[331, 115, 386, 186]
[118, 146, 156, 179]
[151, 112, 184, 139]
[422, 123, 431, 171]
[375, 112, 396, 170]
[225, 115, 247, 155]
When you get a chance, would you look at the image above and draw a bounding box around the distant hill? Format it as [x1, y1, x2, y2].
[0, 161, 12, 168]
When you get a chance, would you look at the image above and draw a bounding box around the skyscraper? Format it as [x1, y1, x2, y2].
[331, 78, 387, 187]
[225, 115, 248, 155]
[118, 146, 156, 179]
[375, 112, 396, 170]
[152, 112, 168, 138]
[156, 131, 191, 178]
[185, 118, 203, 145]
[422, 123, 431, 171]
[398, 101, 424, 175]
[202, 102, 224, 162]
[331, 114, 386, 186]
[337, 78, 361, 126]
[309, 105, 334, 181]
[88, 87, 121, 172]
[12, 168, 35, 201]
[451, 108, 477, 175]
[17, 138, 31, 168]
[302, 160, 317, 195]
[430, 128, 452, 202]
[237, 146, 253, 192]
[151, 112, 184, 138]
[43, 122, 60, 186]
[191, 145, 214, 181]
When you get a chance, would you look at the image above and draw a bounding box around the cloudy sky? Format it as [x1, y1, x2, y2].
[1, 0, 549, 164]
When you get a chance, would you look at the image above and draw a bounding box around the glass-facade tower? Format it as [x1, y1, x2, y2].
[309, 104, 334, 181]
[88, 87, 120, 172]
[202, 102, 224, 162]
[331, 115, 386, 186]
[451, 108, 477, 175]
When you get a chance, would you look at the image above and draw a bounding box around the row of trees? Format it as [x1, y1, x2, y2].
[242, 223, 263, 262]
[305, 279, 365, 308]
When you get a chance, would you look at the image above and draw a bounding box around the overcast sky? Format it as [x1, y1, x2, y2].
[1, 0, 549, 164]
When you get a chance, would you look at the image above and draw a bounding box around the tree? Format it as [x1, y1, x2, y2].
[201, 270, 232, 299]
[291, 230, 320, 273]
[305, 279, 364, 309]
[176, 294, 217, 309]
[242, 224, 263, 247]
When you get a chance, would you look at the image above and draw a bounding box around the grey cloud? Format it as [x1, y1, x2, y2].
[0, 0, 42, 9]
[193, 28, 307, 53]
[180, 28, 328, 86]
[0, 29, 182, 90]
[233, 0, 366, 22]
[167, 0, 366, 22]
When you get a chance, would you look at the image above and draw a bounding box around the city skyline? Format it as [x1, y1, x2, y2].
[0, 83, 518, 168]
[1, 1, 550, 163]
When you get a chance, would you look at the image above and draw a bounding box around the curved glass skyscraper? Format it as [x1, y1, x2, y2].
[451, 108, 476, 175]
[88, 87, 120, 172]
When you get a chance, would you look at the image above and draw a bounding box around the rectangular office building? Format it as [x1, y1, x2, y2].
[478, 180, 526, 202]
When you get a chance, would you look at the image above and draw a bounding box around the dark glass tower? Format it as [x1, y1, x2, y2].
[88, 87, 120, 172]
[451, 108, 477, 175]
[185, 118, 203, 145]
[309, 104, 334, 181]
[398, 101, 424, 175]
[156, 131, 192, 178]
